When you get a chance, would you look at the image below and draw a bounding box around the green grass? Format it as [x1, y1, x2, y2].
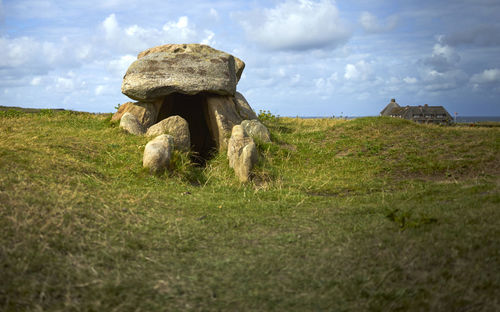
[1, 110, 499, 311]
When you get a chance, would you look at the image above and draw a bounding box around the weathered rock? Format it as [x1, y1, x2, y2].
[205, 95, 244, 151]
[234, 92, 258, 120]
[227, 125, 258, 183]
[234, 58, 245, 82]
[241, 119, 271, 143]
[120, 112, 145, 135]
[112, 101, 160, 129]
[143, 134, 174, 173]
[138, 44, 245, 82]
[146, 115, 190, 152]
[122, 44, 238, 102]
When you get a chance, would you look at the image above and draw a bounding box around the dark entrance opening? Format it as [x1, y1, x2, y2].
[157, 93, 216, 164]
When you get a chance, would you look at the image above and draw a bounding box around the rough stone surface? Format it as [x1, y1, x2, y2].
[122, 44, 238, 101]
[138, 44, 245, 82]
[234, 58, 245, 82]
[205, 95, 244, 151]
[112, 101, 160, 129]
[234, 92, 258, 120]
[120, 112, 145, 135]
[227, 125, 258, 183]
[143, 134, 174, 173]
[146, 115, 190, 152]
[241, 119, 271, 143]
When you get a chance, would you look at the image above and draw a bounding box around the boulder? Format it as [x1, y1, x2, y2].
[146, 115, 190, 152]
[137, 44, 245, 82]
[120, 112, 145, 135]
[143, 134, 174, 173]
[227, 125, 258, 183]
[234, 92, 258, 120]
[112, 101, 160, 129]
[205, 95, 244, 151]
[241, 119, 271, 143]
[122, 44, 238, 102]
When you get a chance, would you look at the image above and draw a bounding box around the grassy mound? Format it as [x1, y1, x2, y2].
[1, 110, 499, 311]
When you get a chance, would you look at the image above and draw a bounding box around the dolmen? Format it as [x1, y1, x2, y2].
[112, 44, 270, 182]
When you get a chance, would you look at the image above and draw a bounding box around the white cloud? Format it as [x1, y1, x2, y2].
[0, 36, 39, 67]
[0, 34, 92, 76]
[100, 14, 214, 55]
[420, 68, 468, 92]
[344, 64, 357, 80]
[239, 0, 350, 51]
[162, 16, 196, 41]
[417, 40, 467, 92]
[278, 68, 287, 77]
[95, 85, 108, 96]
[422, 43, 460, 73]
[103, 13, 120, 40]
[55, 77, 75, 91]
[107, 54, 136, 76]
[314, 72, 338, 93]
[360, 12, 398, 33]
[470, 68, 500, 84]
[403, 77, 418, 84]
[201, 30, 216, 46]
[344, 60, 373, 81]
[30, 76, 42, 86]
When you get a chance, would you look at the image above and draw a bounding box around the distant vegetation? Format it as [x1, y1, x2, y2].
[1, 108, 499, 311]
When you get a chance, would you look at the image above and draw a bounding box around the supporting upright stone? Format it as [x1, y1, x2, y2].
[205, 95, 244, 151]
[112, 101, 160, 129]
[227, 125, 258, 183]
[234, 92, 258, 120]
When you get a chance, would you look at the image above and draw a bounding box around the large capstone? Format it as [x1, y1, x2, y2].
[122, 44, 239, 102]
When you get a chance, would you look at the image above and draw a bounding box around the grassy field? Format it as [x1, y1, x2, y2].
[1, 108, 499, 311]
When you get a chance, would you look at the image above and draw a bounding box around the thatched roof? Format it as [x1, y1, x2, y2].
[380, 99, 400, 116]
[389, 105, 452, 122]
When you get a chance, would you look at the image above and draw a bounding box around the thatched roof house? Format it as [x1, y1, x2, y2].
[380, 99, 401, 116]
[380, 99, 452, 124]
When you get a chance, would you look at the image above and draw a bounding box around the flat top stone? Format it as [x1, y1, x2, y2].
[138, 44, 245, 81]
[122, 44, 240, 102]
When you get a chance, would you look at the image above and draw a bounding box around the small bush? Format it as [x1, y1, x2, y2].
[258, 109, 279, 124]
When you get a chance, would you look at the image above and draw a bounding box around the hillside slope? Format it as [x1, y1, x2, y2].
[1, 110, 499, 311]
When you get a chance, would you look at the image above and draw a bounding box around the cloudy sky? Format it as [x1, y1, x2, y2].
[1, 0, 499, 116]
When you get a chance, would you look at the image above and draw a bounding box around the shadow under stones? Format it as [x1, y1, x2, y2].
[157, 93, 217, 166]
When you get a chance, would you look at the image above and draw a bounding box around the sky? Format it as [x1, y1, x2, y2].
[1, 0, 500, 116]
